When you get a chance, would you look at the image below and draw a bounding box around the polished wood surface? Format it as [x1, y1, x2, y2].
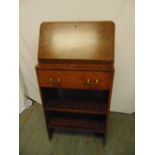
[37, 61, 114, 70]
[37, 70, 113, 89]
[36, 21, 115, 143]
[38, 22, 115, 62]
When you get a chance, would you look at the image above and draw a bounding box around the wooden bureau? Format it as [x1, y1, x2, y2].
[36, 21, 115, 143]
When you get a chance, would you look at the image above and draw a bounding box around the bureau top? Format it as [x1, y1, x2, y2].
[38, 21, 115, 63]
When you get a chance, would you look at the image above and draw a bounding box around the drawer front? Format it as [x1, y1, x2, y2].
[37, 70, 113, 89]
[37, 71, 62, 88]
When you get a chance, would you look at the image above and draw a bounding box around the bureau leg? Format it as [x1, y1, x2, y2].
[94, 133, 106, 145]
[48, 129, 54, 140]
[102, 133, 106, 145]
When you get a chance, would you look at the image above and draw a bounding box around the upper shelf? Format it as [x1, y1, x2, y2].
[38, 21, 115, 63]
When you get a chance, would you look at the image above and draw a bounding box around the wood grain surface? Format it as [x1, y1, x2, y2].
[36, 21, 115, 141]
[38, 21, 115, 62]
[37, 70, 113, 89]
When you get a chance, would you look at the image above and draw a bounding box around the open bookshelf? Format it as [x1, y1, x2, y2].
[40, 87, 109, 135]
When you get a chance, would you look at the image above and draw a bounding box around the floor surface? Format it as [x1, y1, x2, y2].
[19, 103, 135, 155]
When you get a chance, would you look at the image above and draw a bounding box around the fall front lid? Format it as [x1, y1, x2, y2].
[38, 22, 115, 62]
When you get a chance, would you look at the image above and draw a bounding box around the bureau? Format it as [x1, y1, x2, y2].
[36, 21, 115, 143]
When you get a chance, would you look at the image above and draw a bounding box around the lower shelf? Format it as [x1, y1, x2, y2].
[45, 99, 108, 115]
[47, 112, 106, 133]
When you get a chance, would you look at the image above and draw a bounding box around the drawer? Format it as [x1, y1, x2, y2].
[37, 70, 113, 89]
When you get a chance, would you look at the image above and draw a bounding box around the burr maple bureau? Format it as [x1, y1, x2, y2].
[36, 21, 115, 143]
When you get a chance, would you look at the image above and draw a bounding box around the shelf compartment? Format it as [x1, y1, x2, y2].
[47, 112, 106, 133]
[41, 88, 109, 102]
[42, 88, 109, 115]
[45, 99, 108, 115]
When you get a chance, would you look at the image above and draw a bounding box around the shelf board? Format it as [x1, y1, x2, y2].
[47, 116, 105, 133]
[45, 99, 108, 115]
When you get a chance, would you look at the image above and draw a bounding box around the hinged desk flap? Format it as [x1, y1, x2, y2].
[38, 21, 115, 63]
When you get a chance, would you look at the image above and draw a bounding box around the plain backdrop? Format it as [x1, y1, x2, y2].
[19, 0, 135, 114]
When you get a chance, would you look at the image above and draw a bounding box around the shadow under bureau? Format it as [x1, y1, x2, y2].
[36, 21, 115, 143]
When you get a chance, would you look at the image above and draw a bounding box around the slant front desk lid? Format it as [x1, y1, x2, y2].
[38, 22, 115, 63]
